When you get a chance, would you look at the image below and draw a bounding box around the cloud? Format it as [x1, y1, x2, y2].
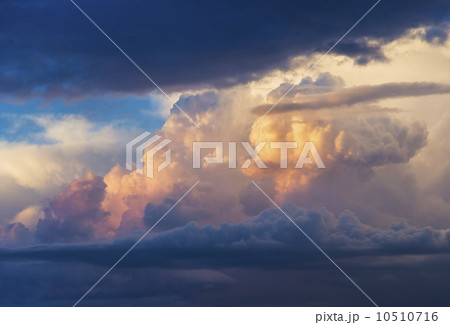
[1, 204, 450, 306]
[266, 72, 345, 101]
[329, 38, 387, 65]
[332, 116, 427, 166]
[253, 81, 450, 114]
[13, 205, 44, 230]
[421, 25, 449, 45]
[248, 113, 427, 173]
[246, 107, 430, 227]
[0, 71, 435, 246]
[4, 203, 450, 260]
[0, 114, 137, 227]
[35, 172, 111, 243]
[139, 206, 450, 255]
[0, 77, 430, 245]
[1, 0, 450, 100]
[0, 0, 449, 307]
[173, 91, 219, 116]
[0, 222, 33, 247]
[0, 115, 124, 193]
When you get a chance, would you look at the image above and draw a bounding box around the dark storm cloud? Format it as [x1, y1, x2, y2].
[1, 206, 450, 306]
[328, 39, 387, 65]
[4, 206, 450, 267]
[1, 0, 450, 100]
[3, 256, 450, 306]
[1, 254, 449, 306]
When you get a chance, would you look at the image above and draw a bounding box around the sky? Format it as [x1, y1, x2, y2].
[0, 0, 450, 306]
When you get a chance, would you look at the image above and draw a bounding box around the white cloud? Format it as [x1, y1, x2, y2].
[0, 114, 134, 223]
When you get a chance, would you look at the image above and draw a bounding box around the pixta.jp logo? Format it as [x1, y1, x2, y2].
[126, 132, 172, 178]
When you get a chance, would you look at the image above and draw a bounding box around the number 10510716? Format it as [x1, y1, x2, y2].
[376, 311, 438, 322]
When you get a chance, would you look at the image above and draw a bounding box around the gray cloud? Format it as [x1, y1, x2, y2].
[1, 205, 448, 306]
[267, 72, 345, 101]
[253, 82, 450, 114]
[0, 222, 32, 247]
[35, 173, 110, 243]
[332, 116, 428, 166]
[4, 205, 450, 263]
[1, 0, 450, 101]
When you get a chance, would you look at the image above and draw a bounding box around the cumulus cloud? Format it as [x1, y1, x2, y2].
[0, 73, 433, 245]
[35, 172, 110, 243]
[246, 110, 430, 227]
[0, 114, 137, 228]
[3, 205, 450, 262]
[246, 112, 427, 179]
[266, 73, 345, 101]
[0, 0, 449, 307]
[0, 222, 32, 247]
[139, 206, 450, 255]
[0, 65, 441, 249]
[332, 116, 427, 166]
